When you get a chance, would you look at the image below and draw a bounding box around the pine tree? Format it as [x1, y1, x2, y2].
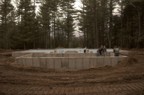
[17, 0, 37, 49]
[60, 0, 75, 48]
[0, 0, 14, 49]
[80, 0, 110, 48]
[79, 0, 122, 48]
[39, 0, 58, 48]
[122, 0, 144, 48]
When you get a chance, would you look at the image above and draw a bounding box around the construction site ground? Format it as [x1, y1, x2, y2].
[0, 50, 144, 95]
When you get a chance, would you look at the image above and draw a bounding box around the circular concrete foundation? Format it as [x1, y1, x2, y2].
[13, 49, 127, 71]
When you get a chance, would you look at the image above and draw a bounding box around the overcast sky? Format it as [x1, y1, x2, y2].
[74, 0, 82, 10]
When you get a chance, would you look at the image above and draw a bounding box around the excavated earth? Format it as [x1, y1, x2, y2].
[0, 50, 144, 95]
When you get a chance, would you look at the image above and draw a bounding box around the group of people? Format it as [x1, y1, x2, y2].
[97, 45, 120, 56]
[84, 45, 120, 56]
[97, 45, 107, 56]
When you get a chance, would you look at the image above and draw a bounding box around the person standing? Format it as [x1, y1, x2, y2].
[103, 45, 107, 56]
[84, 47, 87, 53]
[113, 46, 120, 56]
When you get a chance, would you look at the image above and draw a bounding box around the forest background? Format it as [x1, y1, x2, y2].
[0, 0, 144, 49]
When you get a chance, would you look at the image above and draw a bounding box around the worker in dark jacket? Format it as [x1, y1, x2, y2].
[113, 46, 120, 56]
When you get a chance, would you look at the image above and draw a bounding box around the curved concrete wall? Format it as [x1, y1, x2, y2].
[13, 49, 127, 71]
[12, 49, 116, 57]
[16, 56, 126, 71]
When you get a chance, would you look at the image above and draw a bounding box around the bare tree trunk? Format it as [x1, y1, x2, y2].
[108, 0, 113, 48]
[4, 0, 9, 49]
[53, 15, 56, 48]
[137, 11, 141, 48]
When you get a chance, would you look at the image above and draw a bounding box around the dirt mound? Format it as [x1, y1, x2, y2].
[118, 50, 142, 66]
[118, 57, 138, 66]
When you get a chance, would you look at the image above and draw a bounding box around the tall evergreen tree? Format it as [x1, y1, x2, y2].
[17, 0, 38, 49]
[80, 0, 110, 48]
[39, 0, 75, 48]
[39, 0, 58, 48]
[122, 0, 144, 48]
[79, 0, 123, 48]
[59, 0, 75, 48]
[0, 0, 14, 49]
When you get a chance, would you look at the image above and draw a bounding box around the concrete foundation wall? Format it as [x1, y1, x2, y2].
[16, 56, 126, 71]
[14, 52, 112, 58]
[32, 53, 97, 57]
[12, 52, 30, 57]
[13, 49, 127, 71]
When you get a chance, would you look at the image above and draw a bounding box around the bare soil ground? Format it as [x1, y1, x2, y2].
[0, 50, 144, 95]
